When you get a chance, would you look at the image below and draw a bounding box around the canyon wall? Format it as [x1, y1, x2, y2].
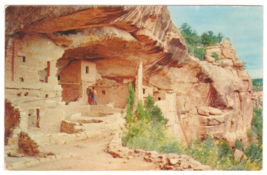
[5, 6, 253, 148]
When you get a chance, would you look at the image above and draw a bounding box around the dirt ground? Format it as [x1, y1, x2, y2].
[15, 134, 158, 171]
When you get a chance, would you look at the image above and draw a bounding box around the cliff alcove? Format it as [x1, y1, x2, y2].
[5, 6, 254, 170]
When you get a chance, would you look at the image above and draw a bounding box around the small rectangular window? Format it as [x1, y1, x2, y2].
[102, 90, 105, 95]
[86, 66, 89, 74]
[22, 56, 26, 62]
[58, 75, 60, 80]
[143, 89, 145, 94]
[158, 97, 161, 101]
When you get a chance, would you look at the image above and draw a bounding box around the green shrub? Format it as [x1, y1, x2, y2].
[193, 47, 206, 61]
[122, 119, 185, 154]
[218, 139, 234, 163]
[251, 107, 263, 145]
[179, 23, 225, 60]
[179, 23, 201, 46]
[252, 79, 263, 92]
[186, 136, 219, 169]
[258, 98, 263, 107]
[126, 83, 135, 123]
[143, 94, 168, 124]
[230, 158, 261, 170]
[201, 31, 218, 46]
[216, 33, 224, 43]
[247, 129, 254, 138]
[136, 100, 150, 121]
[235, 139, 243, 151]
[245, 143, 262, 161]
[211, 52, 220, 62]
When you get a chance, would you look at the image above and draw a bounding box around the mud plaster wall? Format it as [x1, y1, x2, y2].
[5, 37, 40, 83]
[62, 84, 80, 103]
[153, 91, 166, 101]
[5, 34, 65, 134]
[142, 86, 153, 101]
[59, 61, 81, 83]
[6, 34, 64, 85]
[80, 60, 97, 104]
[59, 60, 97, 104]
[80, 60, 97, 83]
[95, 84, 128, 108]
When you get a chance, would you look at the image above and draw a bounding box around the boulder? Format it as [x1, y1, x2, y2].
[221, 39, 239, 60]
[233, 60, 243, 67]
[208, 107, 222, 115]
[205, 55, 215, 63]
[219, 59, 233, 68]
[207, 115, 225, 125]
[168, 158, 179, 165]
[198, 107, 209, 116]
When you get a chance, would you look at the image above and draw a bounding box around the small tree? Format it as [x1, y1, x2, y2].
[136, 100, 149, 121]
[218, 139, 235, 163]
[194, 47, 206, 61]
[216, 33, 224, 43]
[144, 94, 168, 125]
[211, 52, 220, 62]
[126, 83, 135, 123]
[235, 139, 243, 151]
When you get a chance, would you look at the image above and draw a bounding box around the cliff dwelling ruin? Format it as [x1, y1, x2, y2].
[4, 6, 255, 170]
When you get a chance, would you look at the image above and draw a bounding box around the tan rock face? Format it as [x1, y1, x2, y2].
[5, 6, 253, 147]
[198, 107, 210, 116]
[208, 107, 222, 115]
[221, 39, 239, 60]
[205, 55, 215, 63]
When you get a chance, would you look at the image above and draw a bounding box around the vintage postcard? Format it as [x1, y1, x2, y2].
[4, 5, 263, 171]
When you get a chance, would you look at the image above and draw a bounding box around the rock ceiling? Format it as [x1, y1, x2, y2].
[5, 6, 190, 81]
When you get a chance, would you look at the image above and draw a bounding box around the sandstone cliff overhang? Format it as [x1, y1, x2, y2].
[6, 6, 193, 81]
[5, 5, 254, 147]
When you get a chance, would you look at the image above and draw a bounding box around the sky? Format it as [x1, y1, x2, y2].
[168, 6, 263, 79]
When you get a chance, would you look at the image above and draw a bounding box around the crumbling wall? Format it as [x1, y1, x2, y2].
[60, 120, 83, 134]
[62, 84, 80, 103]
[5, 100, 21, 145]
[5, 34, 65, 135]
[18, 131, 40, 156]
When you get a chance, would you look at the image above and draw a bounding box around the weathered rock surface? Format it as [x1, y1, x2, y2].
[107, 129, 212, 171]
[5, 5, 253, 150]
[205, 55, 215, 63]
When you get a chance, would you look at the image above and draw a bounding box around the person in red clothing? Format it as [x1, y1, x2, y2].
[92, 87, 97, 105]
[88, 88, 93, 105]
